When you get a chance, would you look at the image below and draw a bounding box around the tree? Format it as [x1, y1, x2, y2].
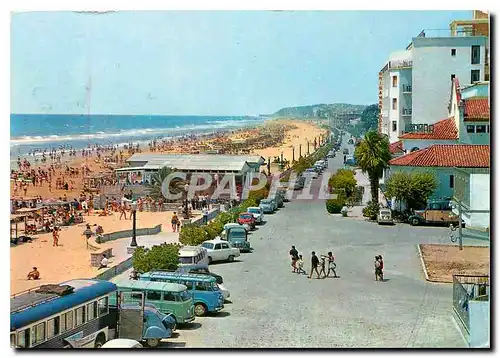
[326, 191, 347, 214]
[385, 171, 438, 210]
[328, 169, 357, 199]
[179, 224, 208, 246]
[147, 166, 186, 201]
[354, 131, 391, 204]
[132, 243, 181, 274]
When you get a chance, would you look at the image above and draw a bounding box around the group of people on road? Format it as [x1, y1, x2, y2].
[289, 246, 338, 279]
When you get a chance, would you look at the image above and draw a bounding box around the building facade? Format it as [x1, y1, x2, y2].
[379, 12, 489, 143]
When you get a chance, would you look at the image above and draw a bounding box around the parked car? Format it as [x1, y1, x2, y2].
[303, 168, 318, 179]
[408, 199, 463, 226]
[377, 209, 395, 225]
[292, 176, 305, 190]
[277, 187, 290, 202]
[201, 239, 241, 263]
[226, 226, 251, 253]
[343, 148, 349, 155]
[247, 206, 264, 224]
[259, 199, 275, 213]
[223, 222, 250, 235]
[345, 156, 357, 166]
[176, 264, 224, 285]
[237, 212, 256, 229]
[272, 192, 284, 208]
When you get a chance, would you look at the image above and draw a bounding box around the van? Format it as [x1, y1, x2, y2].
[140, 272, 224, 317]
[110, 280, 195, 326]
[179, 246, 209, 266]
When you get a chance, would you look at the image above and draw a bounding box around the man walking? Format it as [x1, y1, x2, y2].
[202, 208, 209, 224]
[308, 251, 321, 279]
[289, 246, 299, 273]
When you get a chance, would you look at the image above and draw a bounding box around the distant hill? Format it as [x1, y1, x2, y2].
[272, 103, 367, 118]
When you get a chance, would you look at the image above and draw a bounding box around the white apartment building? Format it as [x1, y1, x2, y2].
[379, 28, 488, 144]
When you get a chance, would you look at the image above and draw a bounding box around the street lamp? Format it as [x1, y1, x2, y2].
[183, 183, 190, 219]
[130, 201, 138, 247]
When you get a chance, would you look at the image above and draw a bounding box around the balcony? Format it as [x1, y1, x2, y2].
[402, 85, 412, 93]
[389, 60, 413, 69]
[402, 108, 412, 117]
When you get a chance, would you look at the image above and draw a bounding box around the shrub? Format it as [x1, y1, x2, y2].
[385, 171, 438, 210]
[132, 243, 181, 274]
[179, 223, 208, 246]
[325, 192, 347, 214]
[362, 200, 381, 220]
[328, 169, 357, 199]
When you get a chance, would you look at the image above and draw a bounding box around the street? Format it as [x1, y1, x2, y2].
[159, 141, 467, 348]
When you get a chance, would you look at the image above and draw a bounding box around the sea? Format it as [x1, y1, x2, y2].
[10, 114, 267, 162]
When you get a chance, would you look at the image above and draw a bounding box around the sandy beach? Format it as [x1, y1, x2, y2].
[10, 118, 327, 294]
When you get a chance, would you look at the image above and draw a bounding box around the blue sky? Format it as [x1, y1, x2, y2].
[11, 10, 471, 116]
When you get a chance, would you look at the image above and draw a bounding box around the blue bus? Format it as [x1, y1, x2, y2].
[10, 279, 117, 348]
[139, 272, 224, 317]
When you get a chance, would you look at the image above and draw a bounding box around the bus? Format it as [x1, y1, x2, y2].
[109, 280, 195, 326]
[10, 279, 116, 348]
[139, 272, 224, 317]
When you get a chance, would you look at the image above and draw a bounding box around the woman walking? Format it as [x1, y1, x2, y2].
[171, 212, 179, 232]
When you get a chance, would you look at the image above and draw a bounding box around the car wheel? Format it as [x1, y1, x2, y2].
[146, 338, 160, 348]
[94, 333, 106, 348]
[411, 218, 420, 226]
[208, 256, 212, 264]
[194, 303, 207, 316]
[228, 255, 235, 262]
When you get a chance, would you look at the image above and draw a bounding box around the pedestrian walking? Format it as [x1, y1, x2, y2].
[308, 251, 321, 279]
[52, 227, 59, 247]
[289, 246, 299, 273]
[319, 255, 327, 278]
[327, 251, 338, 278]
[374, 256, 382, 281]
[202, 208, 209, 224]
[378, 255, 384, 281]
[171, 212, 179, 232]
[296, 255, 306, 274]
[83, 224, 93, 249]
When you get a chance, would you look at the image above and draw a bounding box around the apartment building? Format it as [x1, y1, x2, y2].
[378, 11, 489, 143]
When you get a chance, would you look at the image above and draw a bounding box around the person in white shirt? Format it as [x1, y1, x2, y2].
[99, 254, 108, 270]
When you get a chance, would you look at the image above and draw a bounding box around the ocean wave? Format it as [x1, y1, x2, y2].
[10, 119, 264, 146]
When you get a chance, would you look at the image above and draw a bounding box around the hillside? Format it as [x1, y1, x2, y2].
[272, 103, 367, 118]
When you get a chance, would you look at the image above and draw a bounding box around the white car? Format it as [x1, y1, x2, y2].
[303, 169, 318, 179]
[247, 206, 264, 224]
[218, 283, 231, 300]
[201, 239, 241, 264]
[101, 339, 143, 349]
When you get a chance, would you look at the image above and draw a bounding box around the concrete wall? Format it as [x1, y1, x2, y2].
[469, 174, 490, 228]
[411, 37, 487, 126]
[402, 138, 457, 152]
[98, 224, 162, 243]
[459, 121, 490, 145]
[469, 300, 490, 348]
[461, 82, 489, 99]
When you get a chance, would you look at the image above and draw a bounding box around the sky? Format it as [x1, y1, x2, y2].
[11, 10, 472, 116]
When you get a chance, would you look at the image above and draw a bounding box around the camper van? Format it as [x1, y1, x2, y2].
[179, 246, 209, 266]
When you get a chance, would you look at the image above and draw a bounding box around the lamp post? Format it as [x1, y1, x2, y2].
[292, 146, 295, 162]
[307, 140, 310, 155]
[299, 144, 302, 158]
[130, 201, 138, 247]
[183, 183, 190, 219]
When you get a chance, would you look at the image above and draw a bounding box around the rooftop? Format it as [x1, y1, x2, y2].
[400, 118, 458, 140]
[464, 98, 490, 121]
[389, 144, 490, 168]
[389, 140, 405, 155]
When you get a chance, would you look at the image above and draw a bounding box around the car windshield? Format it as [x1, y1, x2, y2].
[260, 200, 270, 204]
[230, 230, 246, 238]
[179, 256, 194, 264]
[381, 210, 391, 215]
[240, 214, 253, 219]
[248, 208, 260, 214]
[201, 242, 214, 250]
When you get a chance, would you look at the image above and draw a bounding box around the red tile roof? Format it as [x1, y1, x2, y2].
[464, 97, 490, 121]
[389, 140, 404, 154]
[389, 144, 490, 168]
[399, 117, 458, 140]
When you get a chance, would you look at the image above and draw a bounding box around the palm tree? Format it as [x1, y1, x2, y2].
[354, 131, 391, 204]
[147, 166, 186, 201]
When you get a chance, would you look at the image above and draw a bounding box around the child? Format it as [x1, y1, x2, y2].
[296, 255, 306, 274]
[327, 251, 338, 278]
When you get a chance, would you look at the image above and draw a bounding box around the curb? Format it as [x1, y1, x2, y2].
[417, 244, 430, 281]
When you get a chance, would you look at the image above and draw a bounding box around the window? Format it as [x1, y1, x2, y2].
[162, 292, 176, 302]
[17, 329, 30, 348]
[487, 125, 490, 133]
[146, 290, 162, 301]
[130, 290, 143, 300]
[471, 45, 480, 64]
[87, 301, 98, 321]
[60, 311, 74, 333]
[451, 48, 456, 56]
[392, 98, 397, 110]
[392, 75, 397, 87]
[466, 125, 475, 133]
[392, 121, 397, 132]
[75, 306, 86, 326]
[195, 282, 208, 291]
[471, 69, 480, 83]
[476, 125, 486, 133]
[221, 243, 230, 249]
[430, 203, 442, 210]
[214, 243, 222, 250]
[47, 317, 60, 339]
[31, 322, 46, 345]
[449, 175, 454, 189]
[451, 74, 455, 81]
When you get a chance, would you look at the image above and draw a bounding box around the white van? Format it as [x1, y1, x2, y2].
[101, 339, 143, 348]
[179, 246, 209, 266]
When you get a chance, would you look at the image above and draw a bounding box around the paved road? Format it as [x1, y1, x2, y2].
[160, 141, 467, 348]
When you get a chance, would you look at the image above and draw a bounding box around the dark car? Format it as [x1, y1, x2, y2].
[175, 264, 223, 284]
